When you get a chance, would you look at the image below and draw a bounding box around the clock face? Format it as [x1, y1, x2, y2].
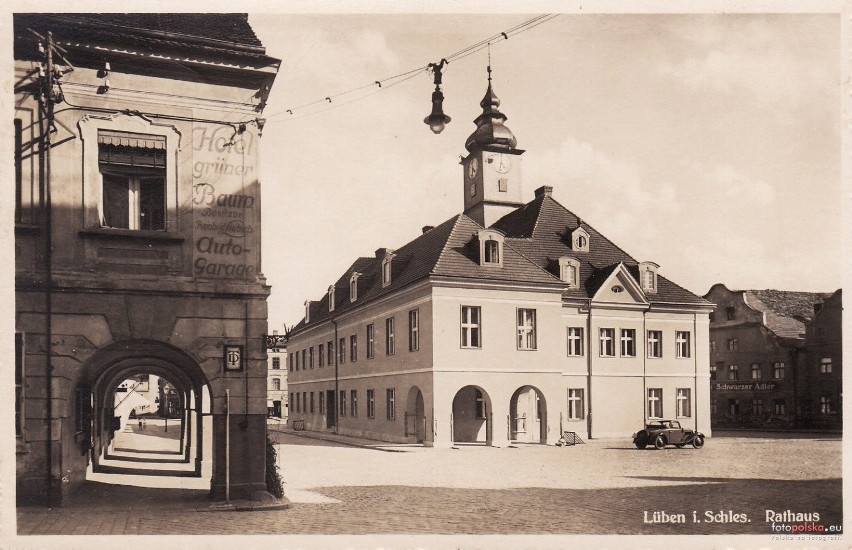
[468, 157, 479, 179]
[495, 154, 512, 174]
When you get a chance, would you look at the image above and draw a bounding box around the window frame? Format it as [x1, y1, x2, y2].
[366, 324, 375, 359]
[385, 317, 395, 355]
[350, 335, 357, 363]
[820, 357, 832, 374]
[773, 362, 785, 380]
[567, 388, 585, 420]
[676, 388, 691, 418]
[599, 328, 615, 357]
[728, 364, 739, 380]
[647, 388, 663, 419]
[675, 331, 691, 359]
[517, 308, 537, 351]
[567, 327, 584, 357]
[351, 389, 358, 417]
[620, 328, 636, 357]
[367, 389, 376, 418]
[460, 306, 482, 349]
[408, 309, 420, 352]
[386, 388, 396, 420]
[647, 330, 663, 358]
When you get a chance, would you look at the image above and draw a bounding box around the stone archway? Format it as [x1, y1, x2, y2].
[509, 385, 547, 444]
[405, 386, 426, 444]
[451, 385, 493, 445]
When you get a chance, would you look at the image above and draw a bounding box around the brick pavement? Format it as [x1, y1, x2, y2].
[16, 432, 843, 537]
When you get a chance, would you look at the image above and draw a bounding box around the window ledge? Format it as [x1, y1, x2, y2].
[15, 222, 41, 236]
[78, 227, 186, 243]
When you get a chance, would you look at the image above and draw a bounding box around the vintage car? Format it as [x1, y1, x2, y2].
[632, 420, 705, 449]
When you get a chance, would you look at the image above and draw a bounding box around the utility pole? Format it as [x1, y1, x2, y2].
[42, 30, 56, 507]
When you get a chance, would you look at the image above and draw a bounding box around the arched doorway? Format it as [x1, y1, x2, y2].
[80, 340, 212, 488]
[509, 385, 547, 444]
[451, 385, 492, 445]
[405, 386, 426, 444]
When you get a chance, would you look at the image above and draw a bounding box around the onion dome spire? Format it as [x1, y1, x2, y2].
[464, 65, 518, 152]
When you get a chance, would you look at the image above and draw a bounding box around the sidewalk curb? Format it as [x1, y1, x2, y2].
[206, 496, 291, 512]
[271, 428, 406, 452]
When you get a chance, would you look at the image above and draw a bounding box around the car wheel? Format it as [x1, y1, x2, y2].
[691, 435, 705, 449]
[634, 441, 646, 449]
[654, 435, 666, 449]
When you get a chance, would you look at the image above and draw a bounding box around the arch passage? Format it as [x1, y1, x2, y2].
[452, 385, 492, 445]
[404, 386, 426, 444]
[509, 385, 547, 444]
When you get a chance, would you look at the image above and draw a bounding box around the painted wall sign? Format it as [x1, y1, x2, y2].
[712, 382, 778, 392]
[191, 124, 260, 280]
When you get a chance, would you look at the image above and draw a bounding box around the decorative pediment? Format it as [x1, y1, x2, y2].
[591, 263, 648, 305]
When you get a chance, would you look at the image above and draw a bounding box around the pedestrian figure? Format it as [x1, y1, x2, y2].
[138, 418, 142, 431]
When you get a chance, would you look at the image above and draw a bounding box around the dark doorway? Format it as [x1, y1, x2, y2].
[326, 390, 336, 428]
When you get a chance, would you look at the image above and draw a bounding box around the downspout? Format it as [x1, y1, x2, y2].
[694, 312, 699, 433]
[585, 299, 592, 440]
[332, 318, 339, 435]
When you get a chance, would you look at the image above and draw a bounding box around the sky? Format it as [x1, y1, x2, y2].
[247, 11, 842, 331]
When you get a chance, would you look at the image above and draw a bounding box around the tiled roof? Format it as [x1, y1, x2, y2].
[14, 14, 274, 65]
[493, 194, 710, 305]
[743, 289, 833, 340]
[293, 193, 711, 333]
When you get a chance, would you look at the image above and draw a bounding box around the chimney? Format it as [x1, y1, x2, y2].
[422, 226, 435, 234]
[375, 247, 395, 259]
[534, 185, 552, 199]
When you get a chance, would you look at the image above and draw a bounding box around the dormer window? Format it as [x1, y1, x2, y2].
[478, 229, 505, 267]
[639, 261, 659, 294]
[570, 226, 590, 253]
[304, 300, 311, 324]
[328, 285, 336, 312]
[349, 272, 360, 302]
[382, 257, 392, 287]
[558, 256, 581, 288]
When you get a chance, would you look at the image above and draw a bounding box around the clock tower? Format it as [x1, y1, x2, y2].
[461, 69, 524, 228]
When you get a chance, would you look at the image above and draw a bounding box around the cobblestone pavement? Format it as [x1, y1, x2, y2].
[17, 431, 842, 538]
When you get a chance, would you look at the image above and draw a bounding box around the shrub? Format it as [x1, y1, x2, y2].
[265, 433, 285, 499]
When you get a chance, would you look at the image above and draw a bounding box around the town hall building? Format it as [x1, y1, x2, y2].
[285, 75, 714, 447]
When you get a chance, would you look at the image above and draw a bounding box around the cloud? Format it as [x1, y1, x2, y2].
[710, 165, 776, 206]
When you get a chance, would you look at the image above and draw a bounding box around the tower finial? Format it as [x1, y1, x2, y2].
[487, 43, 492, 81]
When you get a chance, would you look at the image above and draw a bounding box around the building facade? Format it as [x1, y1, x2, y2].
[703, 285, 841, 430]
[14, 14, 279, 504]
[286, 79, 713, 447]
[267, 334, 288, 419]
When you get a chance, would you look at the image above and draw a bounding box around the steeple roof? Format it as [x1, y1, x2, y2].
[464, 73, 518, 152]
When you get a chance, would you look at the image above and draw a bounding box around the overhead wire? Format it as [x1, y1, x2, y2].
[265, 14, 559, 123]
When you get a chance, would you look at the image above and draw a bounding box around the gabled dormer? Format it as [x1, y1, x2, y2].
[568, 224, 590, 253]
[349, 272, 361, 302]
[477, 229, 505, 267]
[376, 248, 396, 287]
[557, 256, 581, 288]
[639, 261, 659, 294]
[328, 285, 336, 312]
[591, 262, 649, 306]
[304, 300, 311, 324]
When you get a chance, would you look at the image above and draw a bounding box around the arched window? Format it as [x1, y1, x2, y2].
[558, 257, 581, 288]
[328, 285, 336, 312]
[349, 272, 360, 302]
[478, 229, 505, 267]
[639, 261, 659, 294]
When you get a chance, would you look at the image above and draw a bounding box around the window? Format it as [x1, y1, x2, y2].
[409, 309, 419, 351]
[294, 350, 300, 371]
[647, 330, 662, 358]
[711, 399, 717, 415]
[350, 272, 360, 302]
[572, 227, 590, 252]
[773, 399, 785, 415]
[728, 398, 740, 415]
[728, 364, 739, 380]
[99, 132, 166, 230]
[351, 390, 358, 417]
[339, 337, 346, 364]
[319, 392, 325, 414]
[272, 357, 280, 369]
[461, 306, 481, 348]
[710, 362, 718, 381]
[304, 300, 310, 324]
[820, 357, 832, 374]
[675, 331, 690, 358]
[726, 306, 735, 320]
[301, 349, 306, 371]
[328, 285, 336, 312]
[498, 177, 508, 192]
[382, 257, 392, 287]
[327, 340, 334, 366]
[567, 327, 584, 356]
[367, 389, 375, 418]
[367, 324, 375, 359]
[710, 340, 716, 352]
[558, 257, 581, 287]
[639, 261, 658, 294]
[318, 344, 324, 367]
[289, 354, 293, 372]
[386, 388, 395, 420]
[475, 389, 486, 419]
[302, 392, 306, 414]
[484, 240, 500, 264]
[339, 390, 346, 417]
[567, 389, 584, 420]
[750, 363, 761, 379]
[310, 392, 315, 413]
[676, 388, 691, 418]
[271, 378, 281, 391]
[751, 398, 763, 415]
[773, 362, 785, 379]
[727, 338, 738, 351]
[517, 309, 537, 350]
[647, 388, 663, 419]
[309, 347, 314, 369]
[15, 333, 23, 436]
[350, 335, 357, 362]
[599, 328, 615, 357]
[620, 329, 636, 357]
[386, 317, 395, 355]
[290, 392, 294, 412]
[820, 396, 834, 415]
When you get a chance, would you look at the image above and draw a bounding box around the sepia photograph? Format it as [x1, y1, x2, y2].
[4, 3, 846, 549]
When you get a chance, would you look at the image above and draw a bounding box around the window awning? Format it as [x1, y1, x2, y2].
[98, 130, 166, 150]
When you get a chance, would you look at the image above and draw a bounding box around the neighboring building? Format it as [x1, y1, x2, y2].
[286, 77, 713, 447]
[267, 332, 288, 418]
[802, 289, 842, 429]
[703, 285, 840, 429]
[14, 14, 279, 504]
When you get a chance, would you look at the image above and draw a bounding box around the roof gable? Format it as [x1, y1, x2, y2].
[591, 263, 649, 305]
